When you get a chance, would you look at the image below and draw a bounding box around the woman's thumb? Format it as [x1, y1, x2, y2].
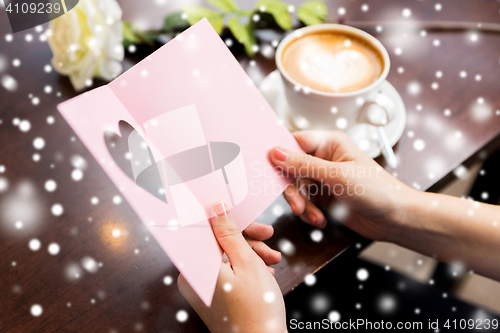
[210, 202, 254, 268]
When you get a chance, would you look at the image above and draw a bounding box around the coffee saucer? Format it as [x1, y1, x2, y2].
[258, 70, 406, 159]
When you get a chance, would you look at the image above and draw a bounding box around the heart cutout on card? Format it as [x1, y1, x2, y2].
[105, 121, 167, 203]
[105, 117, 248, 228]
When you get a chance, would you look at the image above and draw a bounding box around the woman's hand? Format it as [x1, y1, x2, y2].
[178, 202, 286, 333]
[240, 220, 282, 276]
[271, 130, 416, 242]
[272, 130, 500, 281]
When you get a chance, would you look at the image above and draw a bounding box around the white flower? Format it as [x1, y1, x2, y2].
[47, 0, 124, 90]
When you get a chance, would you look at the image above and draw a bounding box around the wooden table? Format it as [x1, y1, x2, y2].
[1, 0, 500, 331]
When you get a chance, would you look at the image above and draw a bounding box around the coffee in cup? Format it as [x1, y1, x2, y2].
[275, 24, 392, 131]
[281, 31, 384, 93]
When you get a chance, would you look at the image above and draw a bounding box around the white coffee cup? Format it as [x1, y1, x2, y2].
[275, 24, 394, 131]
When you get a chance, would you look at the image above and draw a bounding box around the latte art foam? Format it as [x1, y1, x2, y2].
[282, 32, 384, 93]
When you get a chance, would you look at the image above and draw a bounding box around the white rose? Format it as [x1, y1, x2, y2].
[47, 0, 124, 90]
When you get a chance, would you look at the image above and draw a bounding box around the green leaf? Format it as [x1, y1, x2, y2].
[256, 0, 293, 30]
[207, 0, 238, 12]
[164, 11, 190, 31]
[228, 17, 256, 57]
[122, 21, 154, 46]
[122, 21, 140, 44]
[144, 32, 162, 41]
[182, 6, 224, 34]
[297, 0, 328, 26]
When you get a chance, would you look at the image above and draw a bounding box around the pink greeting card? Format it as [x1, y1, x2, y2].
[58, 18, 300, 306]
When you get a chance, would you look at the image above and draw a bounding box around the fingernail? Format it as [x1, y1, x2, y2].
[214, 202, 228, 217]
[274, 147, 288, 161]
[290, 203, 296, 214]
[316, 216, 326, 228]
[308, 214, 317, 224]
